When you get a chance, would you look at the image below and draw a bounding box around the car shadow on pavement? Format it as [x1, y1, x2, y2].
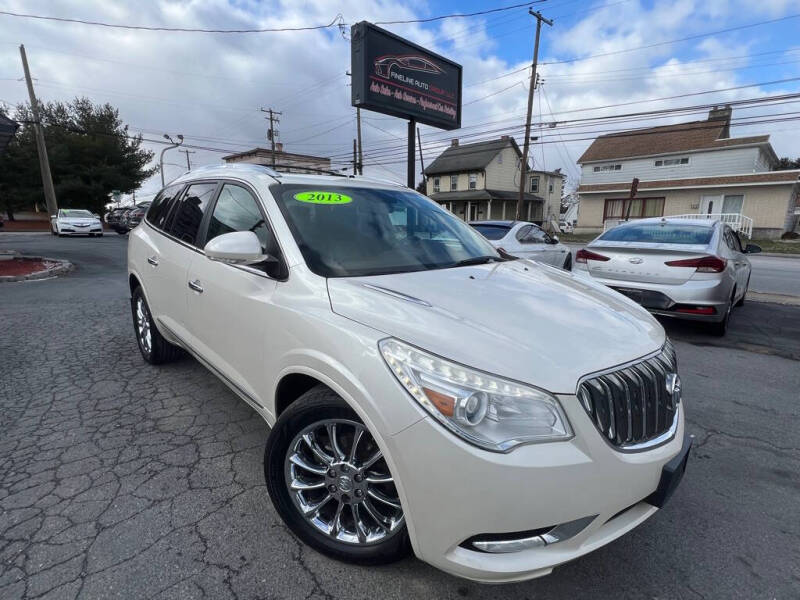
[656, 301, 800, 362]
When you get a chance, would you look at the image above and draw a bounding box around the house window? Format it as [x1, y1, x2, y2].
[549, 182, 554, 194]
[722, 194, 743, 214]
[593, 164, 622, 173]
[603, 197, 665, 220]
[433, 177, 440, 193]
[497, 153, 503, 164]
[450, 175, 458, 191]
[529, 176, 539, 193]
[654, 157, 689, 167]
[469, 173, 477, 190]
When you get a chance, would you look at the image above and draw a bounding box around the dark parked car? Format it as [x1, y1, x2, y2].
[105, 207, 129, 234]
[125, 202, 151, 229]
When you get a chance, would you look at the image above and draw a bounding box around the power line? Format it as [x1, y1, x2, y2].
[373, 2, 542, 25]
[540, 13, 800, 66]
[0, 9, 344, 33]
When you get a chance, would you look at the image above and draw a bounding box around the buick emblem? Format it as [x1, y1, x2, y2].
[665, 373, 682, 405]
[628, 257, 644, 264]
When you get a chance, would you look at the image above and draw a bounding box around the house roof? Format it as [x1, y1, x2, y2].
[0, 113, 18, 154]
[577, 170, 800, 193]
[577, 117, 772, 164]
[222, 147, 330, 163]
[424, 138, 521, 176]
[429, 188, 543, 203]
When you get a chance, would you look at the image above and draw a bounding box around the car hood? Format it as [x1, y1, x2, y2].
[327, 260, 664, 394]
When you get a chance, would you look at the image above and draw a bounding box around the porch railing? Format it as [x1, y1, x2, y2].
[670, 213, 753, 238]
[603, 213, 753, 238]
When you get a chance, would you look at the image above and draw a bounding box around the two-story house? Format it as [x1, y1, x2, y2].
[424, 136, 565, 225]
[575, 106, 800, 239]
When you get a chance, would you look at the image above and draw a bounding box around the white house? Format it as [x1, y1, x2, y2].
[424, 136, 564, 225]
[575, 106, 800, 239]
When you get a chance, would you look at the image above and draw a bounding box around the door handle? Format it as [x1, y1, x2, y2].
[188, 279, 204, 293]
[147, 256, 159, 266]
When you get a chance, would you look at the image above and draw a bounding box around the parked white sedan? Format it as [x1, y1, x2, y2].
[51, 209, 104, 237]
[469, 220, 572, 270]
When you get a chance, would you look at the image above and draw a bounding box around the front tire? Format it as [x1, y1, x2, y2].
[130, 286, 183, 364]
[264, 387, 410, 565]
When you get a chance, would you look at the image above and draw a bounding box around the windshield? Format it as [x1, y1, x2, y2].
[62, 210, 93, 218]
[599, 223, 714, 245]
[470, 223, 511, 241]
[271, 185, 500, 277]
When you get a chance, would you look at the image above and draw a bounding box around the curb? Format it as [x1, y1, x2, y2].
[0, 255, 74, 282]
[746, 291, 800, 306]
[757, 252, 800, 259]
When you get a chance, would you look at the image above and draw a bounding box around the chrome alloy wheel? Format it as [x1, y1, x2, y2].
[135, 297, 152, 355]
[284, 419, 404, 545]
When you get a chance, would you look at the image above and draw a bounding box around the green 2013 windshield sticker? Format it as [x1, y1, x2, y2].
[293, 191, 352, 205]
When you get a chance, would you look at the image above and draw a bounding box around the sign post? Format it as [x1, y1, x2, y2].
[351, 21, 462, 188]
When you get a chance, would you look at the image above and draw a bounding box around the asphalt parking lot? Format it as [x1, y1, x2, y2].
[1, 233, 799, 600]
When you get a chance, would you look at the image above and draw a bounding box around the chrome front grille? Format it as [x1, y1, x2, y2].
[577, 340, 679, 451]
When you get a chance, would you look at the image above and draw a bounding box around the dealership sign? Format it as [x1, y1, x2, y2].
[351, 21, 462, 130]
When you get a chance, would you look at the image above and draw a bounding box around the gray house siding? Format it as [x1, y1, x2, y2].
[580, 146, 765, 185]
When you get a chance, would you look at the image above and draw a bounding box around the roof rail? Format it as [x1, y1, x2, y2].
[348, 174, 405, 187]
[187, 163, 281, 178]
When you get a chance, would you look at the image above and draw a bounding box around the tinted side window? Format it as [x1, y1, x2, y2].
[146, 184, 183, 230]
[525, 226, 548, 243]
[515, 225, 531, 242]
[166, 182, 217, 245]
[206, 184, 278, 255]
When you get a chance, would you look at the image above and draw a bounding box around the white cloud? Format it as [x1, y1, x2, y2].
[0, 0, 798, 198]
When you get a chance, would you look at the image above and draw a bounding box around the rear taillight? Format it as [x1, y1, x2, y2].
[664, 256, 726, 273]
[575, 249, 610, 263]
[674, 305, 716, 315]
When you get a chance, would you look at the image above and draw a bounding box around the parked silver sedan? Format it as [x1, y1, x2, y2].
[469, 220, 572, 270]
[573, 217, 761, 335]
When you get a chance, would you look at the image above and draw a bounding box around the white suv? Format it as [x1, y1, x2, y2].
[127, 164, 690, 583]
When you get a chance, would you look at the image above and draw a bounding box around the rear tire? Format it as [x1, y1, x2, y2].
[264, 387, 410, 566]
[735, 277, 749, 307]
[709, 291, 735, 337]
[131, 286, 183, 364]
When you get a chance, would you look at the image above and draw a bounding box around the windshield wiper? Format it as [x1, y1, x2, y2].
[451, 256, 502, 268]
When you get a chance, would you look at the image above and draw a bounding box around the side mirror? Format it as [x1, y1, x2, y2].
[550, 235, 559, 244]
[204, 231, 274, 265]
[744, 243, 762, 254]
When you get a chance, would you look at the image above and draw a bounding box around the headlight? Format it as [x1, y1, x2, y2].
[379, 339, 572, 452]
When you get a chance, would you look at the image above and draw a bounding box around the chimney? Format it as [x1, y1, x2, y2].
[708, 104, 732, 138]
[451, 139, 459, 147]
[500, 135, 510, 141]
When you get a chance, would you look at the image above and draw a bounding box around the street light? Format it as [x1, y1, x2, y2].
[160, 134, 184, 186]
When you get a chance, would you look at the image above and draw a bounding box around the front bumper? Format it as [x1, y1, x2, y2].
[59, 224, 103, 235]
[573, 269, 731, 323]
[387, 392, 687, 583]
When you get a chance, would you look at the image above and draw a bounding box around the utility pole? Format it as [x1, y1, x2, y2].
[407, 119, 416, 189]
[160, 134, 183, 186]
[416, 127, 426, 191]
[178, 148, 196, 170]
[19, 44, 58, 217]
[515, 10, 552, 221]
[261, 107, 281, 168]
[356, 107, 363, 175]
[352, 139, 358, 175]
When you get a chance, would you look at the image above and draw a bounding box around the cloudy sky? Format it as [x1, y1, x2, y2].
[1, 0, 798, 200]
